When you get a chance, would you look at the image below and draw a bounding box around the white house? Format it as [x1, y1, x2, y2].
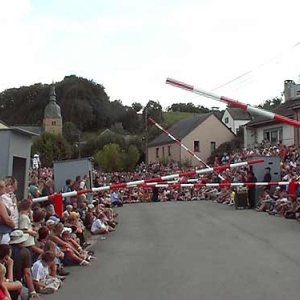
[222, 107, 251, 134]
[244, 80, 300, 148]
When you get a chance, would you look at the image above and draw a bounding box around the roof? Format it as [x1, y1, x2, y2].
[44, 84, 62, 118]
[0, 120, 8, 128]
[0, 127, 39, 137]
[226, 107, 252, 120]
[11, 126, 43, 135]
[148, 113, 212, 147]
[44, 102, 62, 118]
[246, 98, 300, 127]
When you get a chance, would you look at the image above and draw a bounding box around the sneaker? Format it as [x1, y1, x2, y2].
[39, 287, 55, 294]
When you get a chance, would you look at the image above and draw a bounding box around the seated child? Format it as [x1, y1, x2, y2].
[31, 251, 62, 294]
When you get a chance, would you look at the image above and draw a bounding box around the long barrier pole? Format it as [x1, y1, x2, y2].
[33, 159, 263, 204]
[139, 181, 295, 188]
[166, 78, 300, 128]
[148, 117, 225, 181]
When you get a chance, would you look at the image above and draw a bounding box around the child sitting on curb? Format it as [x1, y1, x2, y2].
[31, 251, 62, 294]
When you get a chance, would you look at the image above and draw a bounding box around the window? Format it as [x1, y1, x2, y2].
[224, 117, 229, 124]
[162, 147, 165, 157]
[168, 146, 171, 156]
[52, 121, 56, 126]
[263, 127, 283, 145]
[156, 148, 159, 158]
[210, 142, 216, 154]
[194, 141, 200, 152]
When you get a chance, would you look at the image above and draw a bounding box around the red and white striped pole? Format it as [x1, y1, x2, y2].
[140, 181, 294, 189]
[166, 78, 300, 128]
[32, 159, 264, 208]
[148, 117, 225, 180]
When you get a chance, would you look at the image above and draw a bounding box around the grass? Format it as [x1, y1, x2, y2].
[163, 111, 200, 125]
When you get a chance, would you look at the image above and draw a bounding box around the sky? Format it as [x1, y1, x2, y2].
[1, 0, 300, 110]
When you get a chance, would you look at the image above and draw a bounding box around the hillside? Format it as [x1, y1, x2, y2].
[163, 111, 199, 124]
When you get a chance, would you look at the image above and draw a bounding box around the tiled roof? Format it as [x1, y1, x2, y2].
[226, 107, 252, 120]
[148, 113, 212, 147]
[246, 98, 300, 127]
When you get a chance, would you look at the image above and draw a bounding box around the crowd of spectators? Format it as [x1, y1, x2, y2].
[3, 141, 299, 299]
[0, 175, 119, 300]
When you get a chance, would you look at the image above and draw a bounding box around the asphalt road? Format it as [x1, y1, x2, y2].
[51, 201, 300, 300]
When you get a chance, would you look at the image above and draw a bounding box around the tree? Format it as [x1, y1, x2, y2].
[132, 102, 143, 113]
[258, 97, 282, 111]
[142, 100, 164, 127]
[123, 145, 140, 171]
[31, 132, 72, 167]
[94, 143, 123, 172]
[62, 121, 80, 144]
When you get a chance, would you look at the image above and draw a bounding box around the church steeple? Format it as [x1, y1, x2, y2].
[43, 82, 62, 135]
[49, 82, 56, 102]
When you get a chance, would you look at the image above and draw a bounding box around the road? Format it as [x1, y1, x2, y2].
[51, 201, 300, 300]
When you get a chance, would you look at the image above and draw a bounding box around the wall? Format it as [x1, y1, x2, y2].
[0, 130, 32, 199]
[0, 131, 11, 177]
[222, 110, 234, 131]
[256, 124, 294, 146]
[233, 120, 250, 134]
[244, 127, 256, 148]
[182, 114, 235, 164]
[43, 118, 62, 135]
[147, 143, 181, 164]
[53, 158, 93, 193]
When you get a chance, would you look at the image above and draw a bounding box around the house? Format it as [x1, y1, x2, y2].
[147, 113, 236, 166]
[244, 80, 300, 148]
[222, 107, 251, 134]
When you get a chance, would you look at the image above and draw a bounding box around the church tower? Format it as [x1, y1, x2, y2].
[43, 83, 62, 135]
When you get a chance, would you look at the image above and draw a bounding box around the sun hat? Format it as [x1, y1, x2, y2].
[62, 227, 72, 235]
[9, 230, 29, 245]
[49, 215, 60, 223]
[46, 219, 57, 226]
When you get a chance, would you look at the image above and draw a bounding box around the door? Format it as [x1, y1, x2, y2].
[12, 156, 26, 200]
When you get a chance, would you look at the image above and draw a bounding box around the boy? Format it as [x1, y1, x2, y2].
[31, 251, 62, 294]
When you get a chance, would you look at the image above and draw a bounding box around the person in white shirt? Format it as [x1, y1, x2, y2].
[91, 217, 109, 235]
[3, 177, 19, 229]
[31, 251, 61, 294]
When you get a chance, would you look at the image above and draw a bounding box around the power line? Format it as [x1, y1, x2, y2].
[211, 40, 300, 92]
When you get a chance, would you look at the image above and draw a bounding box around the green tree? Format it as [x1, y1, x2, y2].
[258, 97, 282, 111]
[31, 132, 72, 167]
[132, 102, 143, 113]
[123, 145, 140, 171]
[143, 100, 164, 126]
[62, 121, 80, 144]
[94, 143, 122, 172]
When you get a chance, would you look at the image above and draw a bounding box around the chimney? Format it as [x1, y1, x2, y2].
[284, 80, 295, 101]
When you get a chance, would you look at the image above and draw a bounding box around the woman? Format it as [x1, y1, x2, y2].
[0, 181, 15, 244]
[49, 223, 89, 266]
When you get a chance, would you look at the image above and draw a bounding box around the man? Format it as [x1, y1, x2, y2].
[62, 179, 72, 208]
[111, 191, 123, 207]
[247, 170, 257, 209]
[263, 167, 272, 183]
[10, 230, 39, 299]
[3, 176, 19, 228]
